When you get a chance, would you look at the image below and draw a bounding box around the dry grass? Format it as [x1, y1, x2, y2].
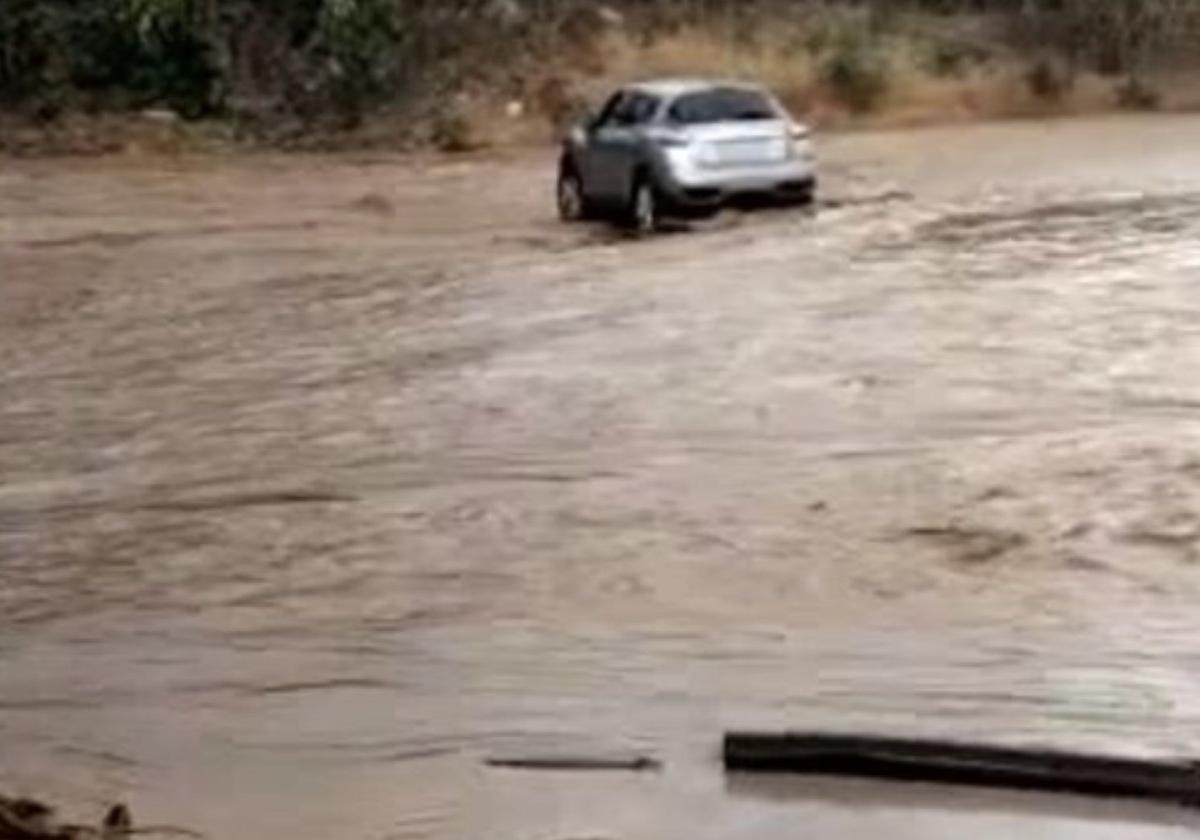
[0, 111, 229, 156]
[479, 8, 1195, 146]
[610, 24, 820, 112]
[880, 62, 1119, 127]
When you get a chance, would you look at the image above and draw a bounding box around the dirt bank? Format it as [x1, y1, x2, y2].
[6, 3, 1200, 157]
[4, 115, 1200, 839]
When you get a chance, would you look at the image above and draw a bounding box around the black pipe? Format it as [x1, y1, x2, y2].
[724, 732, 1200, 806]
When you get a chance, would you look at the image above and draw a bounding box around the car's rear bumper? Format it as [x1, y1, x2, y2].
[668, 177, 817, 210]
[657, 156, 818, 211]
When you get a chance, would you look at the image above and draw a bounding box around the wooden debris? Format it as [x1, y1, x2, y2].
[485, 755, 661, 772]
[724, 732, 1200, 806]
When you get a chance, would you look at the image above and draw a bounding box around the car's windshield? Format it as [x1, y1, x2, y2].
[668, 87, 777, 124]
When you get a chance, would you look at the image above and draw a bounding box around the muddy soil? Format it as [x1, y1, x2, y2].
[4, 116, 1200, 839]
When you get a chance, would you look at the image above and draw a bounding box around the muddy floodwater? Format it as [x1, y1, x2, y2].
[4, 116, 1200, 839]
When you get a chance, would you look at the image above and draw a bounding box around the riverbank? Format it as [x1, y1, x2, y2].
[3, 2, 1200, 157]
[3, 83, 1198, 159]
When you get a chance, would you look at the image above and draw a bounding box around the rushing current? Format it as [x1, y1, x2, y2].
[4, 116, 1200, 839]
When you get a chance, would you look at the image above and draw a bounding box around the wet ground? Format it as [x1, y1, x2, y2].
[4, 115, 1200, 839]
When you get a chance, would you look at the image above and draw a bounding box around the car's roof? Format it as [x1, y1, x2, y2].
[625, 78, 764, 99]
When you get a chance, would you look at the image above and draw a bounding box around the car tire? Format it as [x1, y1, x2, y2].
[779, 180, 817, 209]
[688, 204, 721, 221]
[626, 176, 661, 235]
[557, 167, 591, 222]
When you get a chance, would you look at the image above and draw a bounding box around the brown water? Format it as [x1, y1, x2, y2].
[4, 116, 1200, 839]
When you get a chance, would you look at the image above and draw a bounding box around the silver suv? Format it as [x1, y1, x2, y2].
[557, 79, 817, 232]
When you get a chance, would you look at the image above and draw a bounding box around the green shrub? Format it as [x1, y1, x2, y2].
[1012, 0, 1195, 76]
[922, 37, 990, 78]
[816, 11, 890, 113]
[1026, 56, 1074, 102]
[0, 0, 217, 117]
[316, 0, 404, 126]
[1116, 75, 1161, 110]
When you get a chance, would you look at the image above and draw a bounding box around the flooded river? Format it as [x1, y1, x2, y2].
[4, 115, 1200, 839]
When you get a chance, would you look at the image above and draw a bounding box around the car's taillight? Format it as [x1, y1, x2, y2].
[788, 123, 813, 160]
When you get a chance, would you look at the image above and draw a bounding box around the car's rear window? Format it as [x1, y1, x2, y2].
[668, 88, 777, 124]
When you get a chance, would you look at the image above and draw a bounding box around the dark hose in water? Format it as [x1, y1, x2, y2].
[724, 733, 1200, 806]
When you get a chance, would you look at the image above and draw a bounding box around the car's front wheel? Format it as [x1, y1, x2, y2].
[557, 167, 590, 222]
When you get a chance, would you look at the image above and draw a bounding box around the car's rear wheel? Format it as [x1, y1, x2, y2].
[778, 178, 817, 209]
[557, 168, 589, 222]
[627, 177, 661, 235]
[687, 204, 721, 221]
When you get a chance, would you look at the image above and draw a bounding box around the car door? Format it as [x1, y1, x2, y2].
[576, 91, 627, 204]
[575, 92, 618, 189]
[589, 92, 656, 205]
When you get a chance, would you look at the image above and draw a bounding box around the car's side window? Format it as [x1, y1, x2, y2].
[609, 94, 642, 127]
[595, 92, 628, 129]
[597, 91, 661, 130]
[629, 94, 661, 125]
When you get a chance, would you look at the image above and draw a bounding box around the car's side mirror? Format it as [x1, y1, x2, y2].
[568, 112, 600, 145]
